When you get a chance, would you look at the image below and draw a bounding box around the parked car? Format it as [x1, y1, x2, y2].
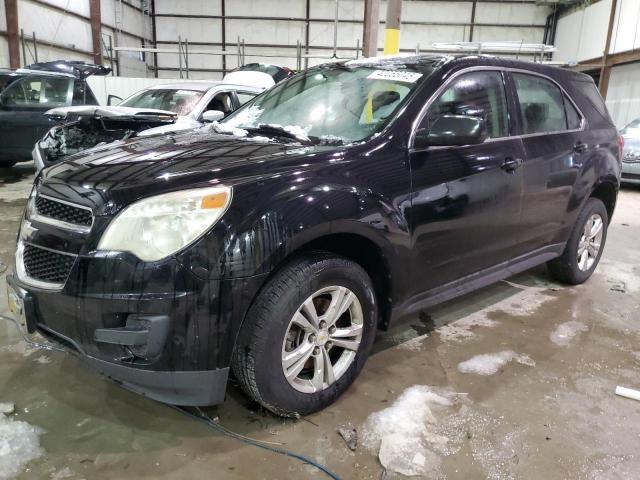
[32, 79, 267, 172]
[0, 61, 109, 167]
[231, 62, 295, 83]
[7, 55, 621, 416]
[620, 118, 640, 184]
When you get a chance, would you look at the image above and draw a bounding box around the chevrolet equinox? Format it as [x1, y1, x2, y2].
[7, 55, 622, 416]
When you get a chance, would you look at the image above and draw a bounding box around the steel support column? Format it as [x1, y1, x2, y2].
[599, 0, 618, 98]
[89, 0, 103, 65]
[5, 0, 20, 68]
[362, 0, 379, 57]
[383, 0, 401, 55]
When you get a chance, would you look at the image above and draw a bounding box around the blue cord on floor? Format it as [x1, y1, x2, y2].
[169, 405, 342, 480]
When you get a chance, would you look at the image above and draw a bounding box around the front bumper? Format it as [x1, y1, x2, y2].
[621, 161, 640, 184]
[6, 267, 266, 406]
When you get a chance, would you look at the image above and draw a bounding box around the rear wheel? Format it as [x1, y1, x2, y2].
[232, 252, 377, 417]
[547, 198, 608, 285]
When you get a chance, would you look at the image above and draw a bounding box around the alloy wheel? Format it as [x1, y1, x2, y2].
[577, 213, 604, 271]
[281, 286, 364, 393]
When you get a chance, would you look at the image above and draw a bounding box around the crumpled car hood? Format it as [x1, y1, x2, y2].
[44, 105, 178, 120]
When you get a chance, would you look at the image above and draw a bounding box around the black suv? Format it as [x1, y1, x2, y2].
[7, 55, 621, 416]
[0, 61, 109, 167]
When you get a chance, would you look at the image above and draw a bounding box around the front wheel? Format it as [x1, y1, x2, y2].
[232, 252, 377, 417]
[547, 197, 609, 285]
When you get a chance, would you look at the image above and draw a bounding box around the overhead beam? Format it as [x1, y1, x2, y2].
[4, 0, 20, 68]
[362, 0, 379, 57]
[89, 0, 102, 65]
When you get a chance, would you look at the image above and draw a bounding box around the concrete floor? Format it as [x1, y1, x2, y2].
[1, 162, 639, 480]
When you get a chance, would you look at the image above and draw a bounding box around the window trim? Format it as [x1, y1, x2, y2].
[409, 66, 586, 150]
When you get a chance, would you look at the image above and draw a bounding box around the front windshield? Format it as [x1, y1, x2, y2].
[221, 64, 429, 144]
[120, 88, 204, 115]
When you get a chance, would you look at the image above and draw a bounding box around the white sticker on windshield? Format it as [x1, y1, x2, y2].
[367, 70, 422, 83]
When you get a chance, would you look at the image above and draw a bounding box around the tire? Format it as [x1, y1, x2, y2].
[232, 252, 377, 417]
[547, 197, 609, 285]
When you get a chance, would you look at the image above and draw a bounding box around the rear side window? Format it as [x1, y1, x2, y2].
[422, 70, 509, 139]
[0, 77, 71, 108]
[578, 81, 610, 120]
[513, 73, 567, 134]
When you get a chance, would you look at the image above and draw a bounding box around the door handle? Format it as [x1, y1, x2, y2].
[501, 157, 523, 173]
[573, 141, 587, 154]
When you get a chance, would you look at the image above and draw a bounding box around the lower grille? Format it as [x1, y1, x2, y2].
[622, 172, 640, 180]
[35, 195, 93, 227]
[22, 244, 76, 284]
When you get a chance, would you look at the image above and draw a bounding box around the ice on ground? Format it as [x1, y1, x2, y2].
[0, 412, 44, 480]
[397, 335, 427, 352]
[35, 355, 50, 364]
[550, 321, 588, 347]
[438, 316, 499, 343]
[458, 351, 535, 375]
[360, 385, 454, 477]
[0, 404, 14, 415]
[437, 282, 557, 343]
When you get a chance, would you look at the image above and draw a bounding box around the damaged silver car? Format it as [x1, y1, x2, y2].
[32, 79, 267, 172]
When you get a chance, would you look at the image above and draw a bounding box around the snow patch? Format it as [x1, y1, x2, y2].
[35, 355, 51, 364]
[0, 412, 44, 480]
[550, 321, 588, 347]
[438, 316, 499, 343]
[224, 105, 263, 128]
[458, 351, 535, 375]
[361, 385, 454, 477]
[209, 121, 248, 137]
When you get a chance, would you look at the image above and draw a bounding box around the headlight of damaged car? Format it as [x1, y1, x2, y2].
[98, 186, 232, 261]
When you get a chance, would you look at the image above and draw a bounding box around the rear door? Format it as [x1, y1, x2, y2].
[408, 69, 526, 294]
[0, 75, 73, 159]
[509, 72, 586, 255]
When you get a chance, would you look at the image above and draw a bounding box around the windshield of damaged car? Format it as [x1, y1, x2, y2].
[221, 65, 427, 144]
[120, 88, 204, 115]
[622, 119, 640, 135]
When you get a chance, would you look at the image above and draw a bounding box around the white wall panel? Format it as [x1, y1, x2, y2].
[155, 17, 223, 43]
[610, 0, 640, 54]
[401, 1, 471, 24]
[0, 2, 6, 30]
[475, 3, 547, 25]
[401, 24, 467, 47]
[227, 0, 305, 18]
[154, 0, 220, 16]
[553, 0, 611, 63]
[19, 1, 93, 52]
[605, 62, 640, 128]
[0, 38, 9, 68]
[473, 26, 544, 45]
[227, 19, 305, 46]
[39, 0, 90, 17]
[310, 0, 362, 20]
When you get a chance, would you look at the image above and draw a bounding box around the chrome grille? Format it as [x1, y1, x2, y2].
[35, 195, 93, 227]
[22, 244, 75, 284]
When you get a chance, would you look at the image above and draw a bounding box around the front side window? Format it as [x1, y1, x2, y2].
[237, 92, 257, 106]
[0, 77, 71, 108]
[120, 89, 204, 115]
[420, 71, 509, 140]
[513, 73, 568, 134]
[222, 64, 432, 144]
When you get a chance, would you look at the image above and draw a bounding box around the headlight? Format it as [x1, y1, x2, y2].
[98, 186, 232, 261]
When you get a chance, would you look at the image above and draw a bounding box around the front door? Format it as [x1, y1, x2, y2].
[0, 76, 73, 160]
[408, 70, 525, 296]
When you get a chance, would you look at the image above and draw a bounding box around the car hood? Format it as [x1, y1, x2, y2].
[45, 105, 178, 120]
[39, 129, 343, 215]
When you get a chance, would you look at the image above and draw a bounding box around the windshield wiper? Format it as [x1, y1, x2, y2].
[245, 124, 312, 144]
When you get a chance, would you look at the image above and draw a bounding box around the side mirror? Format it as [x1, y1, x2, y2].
[202, 110, 225, 122]
[415, 114, 488, 148]
[107, 94, 123, 106]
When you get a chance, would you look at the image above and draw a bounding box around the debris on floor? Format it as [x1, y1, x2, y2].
[337, 424, 358, 451]
[615, 386, 640, 402]
[361, 385, 455, 477]
[609, 281, 627, 293]
[550, 321, 589, 347]
[0, 403, 14, 415]
[0, 410, 44, 480]
[457, 351, 535, 375]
